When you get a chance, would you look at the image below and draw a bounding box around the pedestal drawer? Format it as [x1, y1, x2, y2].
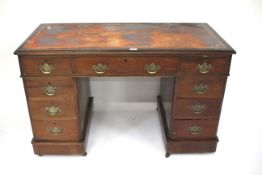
[74, 56, 178, 76]
[179, 57, 231, 75]
[175, 76, 227, 98]
[24, 77, 76, 98]
[172, 119, 218, 139]
[28, 97, 77, 120]
[19, 56, 72, 76]
[173, 99, 222, 119]
[32, 120, 81, 141]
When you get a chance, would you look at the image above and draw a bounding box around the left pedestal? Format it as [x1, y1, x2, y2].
[19, 56, 92, 155]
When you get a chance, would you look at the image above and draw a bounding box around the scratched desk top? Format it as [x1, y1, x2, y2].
[15, 23, 235, 54]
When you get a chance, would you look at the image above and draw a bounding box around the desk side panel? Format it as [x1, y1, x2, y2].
[160, 77, 175, 133]
[77, 78, 91, 133]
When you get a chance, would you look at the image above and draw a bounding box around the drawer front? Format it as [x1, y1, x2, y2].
[24, 77, 76, 98]
[19, 57, 72, 76]
[172, 119, 218, 139]
[28, 97, 77, 120]
[173, 99, 222, 119]
[175, 76, 227, 98]
[32, 120, 81, 141]
[74, 56, 178, 76]
[179, 57, 231, 75]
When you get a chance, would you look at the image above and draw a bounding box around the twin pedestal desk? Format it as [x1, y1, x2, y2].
[14, 23, 235, 157]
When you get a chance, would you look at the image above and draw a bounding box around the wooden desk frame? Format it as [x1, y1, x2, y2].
[15, 23, 235, 157]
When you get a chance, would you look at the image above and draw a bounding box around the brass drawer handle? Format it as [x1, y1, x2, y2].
[188, 125, 201, 135]
[48, 127, 64, 135]
[92, 63, 108, 75]
[145, 63, 160, 75]
[192, 83, 208, 94]
[45, 106, 61, 116]
[39, 62, 54, 74]
[44, 84, 56, 96]
[197, 62, 212, 74]
[191, 104, 206, 114]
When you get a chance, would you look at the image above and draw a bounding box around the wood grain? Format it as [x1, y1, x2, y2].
[173, 99, 222, 119]
[20, 56, 72, 76]
[172, 119, 218, 139]
[74, 56, 178, 76]
[175, 75, 227, 98]
[179, 56, 231, 75]
[31, 119, 81, 141]
[24, 77, 76, 98]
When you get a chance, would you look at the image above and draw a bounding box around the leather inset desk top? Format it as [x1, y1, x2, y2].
[15, 23, 234, 54]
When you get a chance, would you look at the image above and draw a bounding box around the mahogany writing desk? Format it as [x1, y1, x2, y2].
[14, 23, 235, 157]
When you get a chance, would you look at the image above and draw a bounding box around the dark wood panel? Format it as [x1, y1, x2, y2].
[77, 78, 91, 132]
[175, 75, 227, 98]
[31, 97, 93, 155]
[172, 119, 218, 139]
[173, 99, 222, 119]
[74, 56, 178, 76]
[160, 78, 175, 132]
[157, 96, 218, 154]
[32, 119, 81, 141]
[28, 97, 77, 120]
[179, 57, 231, 75]
[166, 139, 218, 154]
[20, 56, 72, 76]
[24, 77, 76, 97]
[32, 140, 86, 155]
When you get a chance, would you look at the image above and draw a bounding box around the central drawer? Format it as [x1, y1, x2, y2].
[73, 56, 178, 76]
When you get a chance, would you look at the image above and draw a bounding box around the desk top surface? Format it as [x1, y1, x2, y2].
[15, 23, 235, 54]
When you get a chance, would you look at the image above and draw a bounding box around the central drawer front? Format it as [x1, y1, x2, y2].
[73, 56, 178, 76]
